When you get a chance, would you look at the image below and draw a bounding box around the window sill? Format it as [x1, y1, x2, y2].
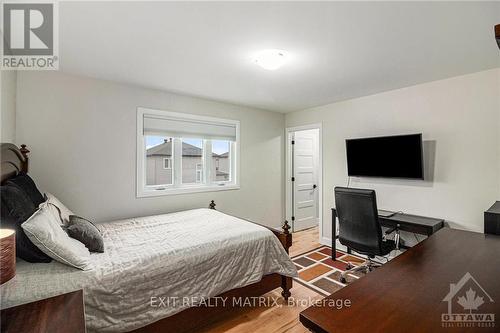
[137, 184, 240, 198]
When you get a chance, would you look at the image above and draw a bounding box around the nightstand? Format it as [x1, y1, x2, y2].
[1, 290, 85, 333]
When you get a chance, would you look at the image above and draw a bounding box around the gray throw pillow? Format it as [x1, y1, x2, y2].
[66, 215, 104, 253]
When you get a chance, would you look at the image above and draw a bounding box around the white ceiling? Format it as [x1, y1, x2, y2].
[60, 2, 500, 113]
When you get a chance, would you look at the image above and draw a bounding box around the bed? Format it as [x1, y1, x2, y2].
[0, 143, 297, 332]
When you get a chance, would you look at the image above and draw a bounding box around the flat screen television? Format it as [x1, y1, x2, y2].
[346, 134, 424, 179]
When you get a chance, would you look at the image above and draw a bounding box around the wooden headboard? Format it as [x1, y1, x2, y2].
[1, 143, 30, 184]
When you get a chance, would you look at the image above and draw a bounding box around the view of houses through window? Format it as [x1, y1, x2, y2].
[146, 136, 174, 186]
[181, 138, 203, 184]
[145, 136, 231, 187]
[212, 140, 230, 182]
[163, 158, 172, 169]
[196, 164, 203, 183]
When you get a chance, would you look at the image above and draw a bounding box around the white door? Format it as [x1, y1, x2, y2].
[292, 129, 319, 231]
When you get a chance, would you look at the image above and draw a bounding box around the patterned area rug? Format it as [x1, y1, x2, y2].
[292, 246, 372, 296]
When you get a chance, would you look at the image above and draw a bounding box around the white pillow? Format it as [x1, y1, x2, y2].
[44, 192, 74, 225]
[22, 203, 92, 270]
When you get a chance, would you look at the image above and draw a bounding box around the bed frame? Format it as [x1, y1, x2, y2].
[0, 143, 30, 184]
[0, 143, 293, 333]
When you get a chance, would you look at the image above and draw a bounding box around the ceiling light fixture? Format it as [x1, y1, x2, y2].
[253, 49, 288, 70]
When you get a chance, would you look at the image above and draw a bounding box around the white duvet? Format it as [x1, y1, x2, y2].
[0, 208, 297, 332]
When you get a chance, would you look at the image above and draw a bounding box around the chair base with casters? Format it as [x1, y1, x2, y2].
[340, 257, 382, 283]
[339, 238, 396, 283]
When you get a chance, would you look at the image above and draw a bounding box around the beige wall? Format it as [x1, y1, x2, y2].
[286, 68, 500, 241]
[16, 71, 285, 228]
[12, 68, 500, 234]
[1, 70, 17, 143]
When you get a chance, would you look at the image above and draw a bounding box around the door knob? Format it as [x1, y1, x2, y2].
[313, 184, 317, 189]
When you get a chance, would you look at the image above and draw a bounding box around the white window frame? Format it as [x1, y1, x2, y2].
[137, 107, 240, 197]
[163, 157, 172, 169]
[195, 163, 203, 183]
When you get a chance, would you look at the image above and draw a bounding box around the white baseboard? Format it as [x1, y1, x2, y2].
[320, 237, 349, 252]
[320, 237, 332, 246]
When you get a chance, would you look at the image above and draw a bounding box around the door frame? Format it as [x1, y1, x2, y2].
[285, 123, 323, 238]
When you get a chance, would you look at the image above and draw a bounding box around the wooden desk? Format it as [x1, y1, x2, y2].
[331, 208, 444, 259]
[300, 228, 500, 333]
[1, 290, 85, 333]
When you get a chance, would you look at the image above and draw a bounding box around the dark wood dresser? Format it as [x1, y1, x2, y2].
[1, 290, 85, 333]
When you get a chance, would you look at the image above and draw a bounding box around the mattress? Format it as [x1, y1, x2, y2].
[0, 208, 298, 332]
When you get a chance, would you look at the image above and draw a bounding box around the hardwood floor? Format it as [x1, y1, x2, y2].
[290, 226, 321, 257]
[196, 226, 323, 333]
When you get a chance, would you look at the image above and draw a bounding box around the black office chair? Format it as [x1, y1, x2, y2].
[334, 187, 396, 283]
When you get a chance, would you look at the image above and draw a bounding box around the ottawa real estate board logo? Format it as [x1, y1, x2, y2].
[442, 272, 495, 328]
[1, 1, 58, 70]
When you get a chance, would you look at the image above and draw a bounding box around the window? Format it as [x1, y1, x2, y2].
[163, 158, 172, 169]
[196, 163, 203, 183]
[145, 136, 173, 186]
[212, 140, 231, 182]
[182, 138, 203, 184]
[137, 108, 239, 197]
